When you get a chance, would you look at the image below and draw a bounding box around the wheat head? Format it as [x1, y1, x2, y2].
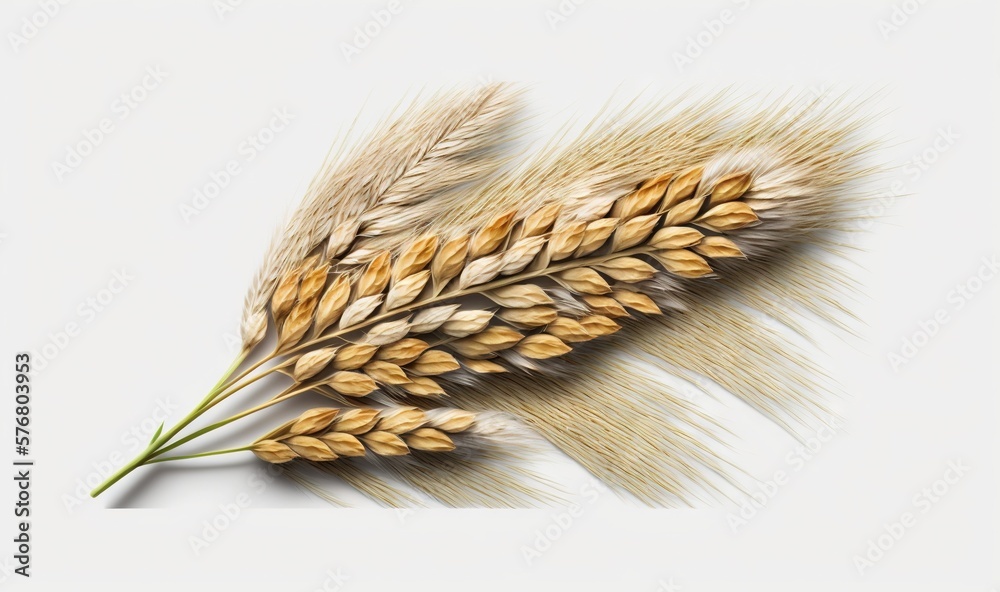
[262, 164, 772, 399]
[251, 407, 478, 462]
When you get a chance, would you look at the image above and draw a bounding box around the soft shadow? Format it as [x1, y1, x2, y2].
[104, 458, 255, 509]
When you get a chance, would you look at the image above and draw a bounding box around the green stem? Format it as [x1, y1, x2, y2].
[150, 385, 307, 459]
[89, 351, 248, 498]
[199, 362, 285, 413]
[144, 446, 252, 464]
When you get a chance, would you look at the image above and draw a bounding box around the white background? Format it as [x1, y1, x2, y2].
[1, 0, 997, 590]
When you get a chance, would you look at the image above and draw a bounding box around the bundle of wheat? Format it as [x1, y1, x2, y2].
[91, 85, 876, 506]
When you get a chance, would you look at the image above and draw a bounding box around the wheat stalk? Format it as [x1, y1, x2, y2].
[91, 88, 875, 506]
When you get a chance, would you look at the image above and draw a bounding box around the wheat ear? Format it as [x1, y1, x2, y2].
[251, 407, 477, 462]
[243, 166, 753, 401]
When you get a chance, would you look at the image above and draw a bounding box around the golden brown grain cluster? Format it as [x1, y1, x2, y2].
[265, 166, 757, 400]
[252, 407, 477, 463]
